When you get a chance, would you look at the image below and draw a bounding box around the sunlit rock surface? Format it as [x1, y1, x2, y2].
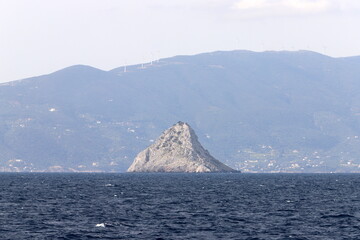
[127, 122, 237, 173]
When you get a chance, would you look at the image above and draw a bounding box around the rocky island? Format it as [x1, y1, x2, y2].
[127, 122, 237, 173]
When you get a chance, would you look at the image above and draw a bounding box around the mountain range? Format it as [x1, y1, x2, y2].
[1, 50, 360, 172]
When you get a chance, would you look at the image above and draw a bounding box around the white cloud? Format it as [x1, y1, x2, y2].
[233, 0, 336, 16]
[284, 0, 331, 12]
[338, 0, 360, 12]
[146, 0, 360, 13]
[235, 0, 273, 10]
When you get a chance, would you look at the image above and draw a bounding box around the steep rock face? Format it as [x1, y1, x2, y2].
[127, 122, 236, 173]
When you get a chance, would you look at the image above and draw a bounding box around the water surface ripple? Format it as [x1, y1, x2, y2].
[0, 173, 360, 239]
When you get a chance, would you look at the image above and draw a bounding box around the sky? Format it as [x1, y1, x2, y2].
[1, 0, 360, 83]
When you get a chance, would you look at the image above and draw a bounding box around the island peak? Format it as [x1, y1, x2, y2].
[127, 122, 237, 173]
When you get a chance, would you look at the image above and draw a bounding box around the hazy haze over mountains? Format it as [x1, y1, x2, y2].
[1, 50, 360, 172]
[2, 0, 360, 83]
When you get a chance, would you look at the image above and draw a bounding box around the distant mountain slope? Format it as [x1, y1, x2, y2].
[1, 50, 360, 172]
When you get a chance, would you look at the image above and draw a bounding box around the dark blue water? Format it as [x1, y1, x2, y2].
[1, 173, 360, 239]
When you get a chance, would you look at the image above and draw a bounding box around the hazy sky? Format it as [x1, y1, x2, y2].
[1, 0, 360, 82]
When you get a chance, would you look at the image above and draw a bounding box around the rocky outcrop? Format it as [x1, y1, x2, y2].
[127, 122, 237, 173]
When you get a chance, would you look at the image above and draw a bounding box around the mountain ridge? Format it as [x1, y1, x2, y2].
[1, 50, 360, 172]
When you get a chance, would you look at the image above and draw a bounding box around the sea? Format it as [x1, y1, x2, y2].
[0, 173, 360, 240]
